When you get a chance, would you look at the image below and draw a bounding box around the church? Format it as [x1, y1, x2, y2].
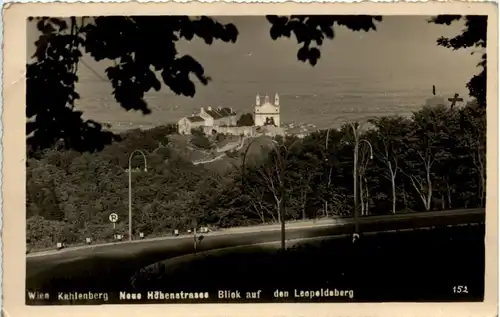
[177, 93, 282, 136]
[254, 93, 281, 127]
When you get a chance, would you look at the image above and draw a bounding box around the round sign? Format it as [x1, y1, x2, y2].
[109, 213, 119, 223]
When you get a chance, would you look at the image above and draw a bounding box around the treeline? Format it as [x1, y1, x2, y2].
[26, 103, 486, 249]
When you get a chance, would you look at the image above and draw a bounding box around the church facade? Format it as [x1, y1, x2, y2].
[254, 93, 281, 127]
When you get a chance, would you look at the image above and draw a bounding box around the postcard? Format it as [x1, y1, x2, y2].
[2, 2, 498, 317]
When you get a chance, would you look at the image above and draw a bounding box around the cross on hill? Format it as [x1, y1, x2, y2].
[448, 93, 463, 109]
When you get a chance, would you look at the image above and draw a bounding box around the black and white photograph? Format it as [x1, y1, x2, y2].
[21, 10, 492, 306]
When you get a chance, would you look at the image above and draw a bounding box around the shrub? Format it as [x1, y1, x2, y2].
[191, 134, 212, 150]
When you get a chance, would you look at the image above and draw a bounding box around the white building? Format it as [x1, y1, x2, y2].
[254, 93, 281, 127]
[178, 115, 205, 134]
[177, 106, 237, 134]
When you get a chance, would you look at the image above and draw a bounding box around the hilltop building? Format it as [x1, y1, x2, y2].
[254, 93, 281, 127]
[177, 93, 283, 137]
[178, 106, 237, 134]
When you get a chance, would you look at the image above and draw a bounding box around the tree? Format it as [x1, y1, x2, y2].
[256, 153, 285, 224]
[429, 15, 487, 107]
[371, 116, 409, 214]
[243, 175, 277, 223]
[267, 15, 382, 66]
[236, 113, 255, 127]
[26, 106, 487, 251]
[402, 106, 452, 211]
[459, 104, 487, 206]
[27, 16, 382, 153]
[287, 144, 320, 220]
[358, 141, 373, 216]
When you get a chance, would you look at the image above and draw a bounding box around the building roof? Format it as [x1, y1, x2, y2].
[205, 107, 236, 119]
[187, 116, 205, 123]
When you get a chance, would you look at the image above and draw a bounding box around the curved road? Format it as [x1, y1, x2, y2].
[193, 136, 248, 165]
[26, 209, 485, 293]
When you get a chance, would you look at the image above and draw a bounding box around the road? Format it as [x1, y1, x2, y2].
[193, 136, 248, 165]
[26, 208, 484, 293]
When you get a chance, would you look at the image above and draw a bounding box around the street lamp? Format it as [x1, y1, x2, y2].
[128, 149, 148, 241]
[327, 116, 376, 237]
[360, 139, 374, 160]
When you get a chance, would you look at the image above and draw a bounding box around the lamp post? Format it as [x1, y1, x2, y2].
[327, 117, 376, 237]
[128, 149, 148, 242]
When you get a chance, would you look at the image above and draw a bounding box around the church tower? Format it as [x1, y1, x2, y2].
[254, 93, 281, 128]
[256, 94, 261, 106]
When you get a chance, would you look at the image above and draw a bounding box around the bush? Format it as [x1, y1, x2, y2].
[191, 134, 212, 150]
[26, 216, 66, 248]
[237, 113, 254, 127]
[216, 133, 226, 142]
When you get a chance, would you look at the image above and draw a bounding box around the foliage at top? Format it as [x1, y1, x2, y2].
[430, 15, 487, 107]
[27, 15, 383, 154]
[26, 15, 487, 155]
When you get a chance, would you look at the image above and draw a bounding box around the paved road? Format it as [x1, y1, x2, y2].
[26, 217, 340, 258]
[26, 208, 484, 292]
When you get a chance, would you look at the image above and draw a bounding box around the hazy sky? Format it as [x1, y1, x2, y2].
[26, 16, 482, 128]
[26, 16, 479, 84]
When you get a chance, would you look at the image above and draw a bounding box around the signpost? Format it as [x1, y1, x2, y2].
[192, 219, 198, 251]
[109, 213, 119, 230]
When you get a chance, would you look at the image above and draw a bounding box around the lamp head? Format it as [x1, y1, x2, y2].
[370, 155, 373, 160]
[144, 167, 148, 172]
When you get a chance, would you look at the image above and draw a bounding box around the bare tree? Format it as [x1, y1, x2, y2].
[248, 178, 278, 223]
[358, 145, 371, 216]
[372, 117, 407, 214]
[378, 137, 400, 214]
[403, 149, 435, 211]
[256, 138, 302, 249]
[258, 157, 283, 221]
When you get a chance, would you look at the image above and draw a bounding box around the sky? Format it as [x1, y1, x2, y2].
[26, 16, 482, 130]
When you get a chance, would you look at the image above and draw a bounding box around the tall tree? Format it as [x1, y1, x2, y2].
[371, 116, 409, 214]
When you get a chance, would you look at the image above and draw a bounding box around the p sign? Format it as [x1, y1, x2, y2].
[109, 213, 119, 223]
